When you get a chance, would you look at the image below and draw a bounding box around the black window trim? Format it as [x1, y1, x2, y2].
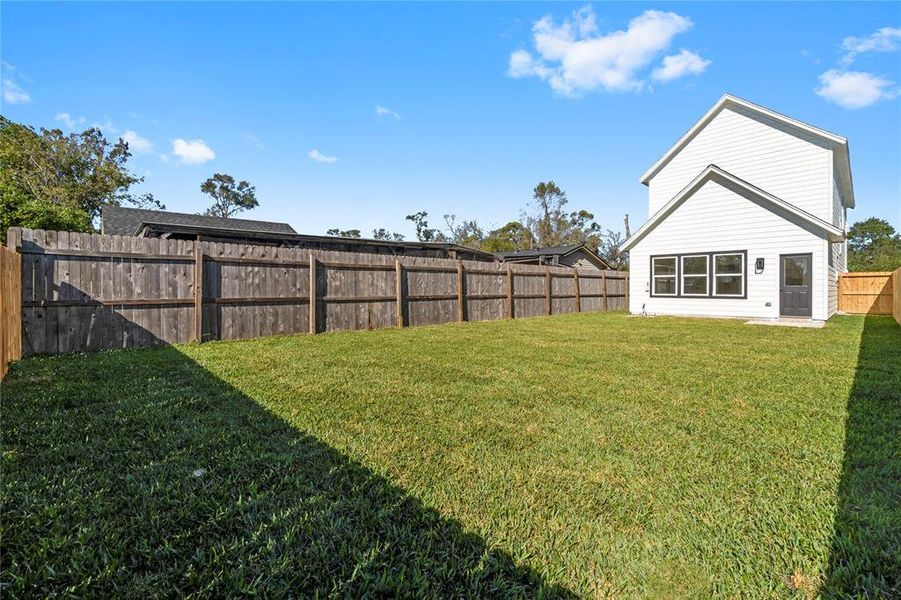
[680, 254, 710, 297]
[650, 255, 678, 297]
[650, 250, 748, 299]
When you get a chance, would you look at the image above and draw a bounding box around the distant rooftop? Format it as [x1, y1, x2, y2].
[102, 205, 297, 237]
[100, 205, 496, 261]
[495, 244, 585, 259]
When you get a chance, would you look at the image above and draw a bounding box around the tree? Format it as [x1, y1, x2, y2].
[405, 211, 446, 242]
[371, 228, 404, 241]
[599, 229, 628, 270]
[443, 214, 484, 248]
[481, 221, 534, 252]
[523, 181, 602, 249]
[0, 116, 162, 240]
[201, 173, 258, 218]
[847, 217, 901, 271]
[326, 228, 362, 238]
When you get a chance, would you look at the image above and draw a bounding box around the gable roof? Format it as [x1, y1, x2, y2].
[102, 205, 297, 236]
[496, 244, 611, 268]
[639, 94, 855, 208]
[621, 165, 845, 252]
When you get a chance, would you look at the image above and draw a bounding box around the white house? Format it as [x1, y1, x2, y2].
[621, 94, 854, 321]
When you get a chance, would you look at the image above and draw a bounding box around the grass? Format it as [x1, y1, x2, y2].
[2, 312, 898, 597]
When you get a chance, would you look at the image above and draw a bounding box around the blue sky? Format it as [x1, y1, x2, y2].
[2, 2, 900, 236]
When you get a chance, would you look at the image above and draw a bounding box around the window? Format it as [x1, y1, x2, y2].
[783, 256, 810, 286]
[650, 251, 746, 299]
[681, 255, 709, 296]
[713, 253, 744, 297]
[652, 256, 677, 296]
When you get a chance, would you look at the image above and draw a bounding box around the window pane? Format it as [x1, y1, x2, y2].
[783, 256, 810, 286]
[683, 275, 708, 295]
[682, 256, 707, 275]
[715, 254, 743, 274]
[715, 275, 743, 295]
[654, 277, 676, 295]
[653, 257, 676, 275]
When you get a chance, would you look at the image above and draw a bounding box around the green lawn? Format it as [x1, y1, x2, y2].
[2, 313, 899, 597]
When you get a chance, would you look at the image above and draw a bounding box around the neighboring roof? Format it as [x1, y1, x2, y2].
[496, 244, 584, 259]
[497, 244, 611, 268]
[103, 206, 496, 260]
[639, 94, 855, 208]
[621, 165, 845, 252]
[102, 205, 297, 236]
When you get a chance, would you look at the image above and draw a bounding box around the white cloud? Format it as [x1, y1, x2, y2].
[90, 118, 121, 135]
[171, 138, 215, 164]
[816, 69, 897, 109]
[121, 130, 153, 153]
[308, 149, 338, 164]
[54, 112, 85, 130]
[841, 27, 901, 64]
[651, 49, 711, 82]
[242, 133, 264, 149]
[507, 6, 707, 96]
[375, 105, 402, 120]
[2, 62, 31, 104]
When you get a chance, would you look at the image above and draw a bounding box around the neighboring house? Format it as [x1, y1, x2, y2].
[496, 244, 611, 270]
[101, 206, 496, 261]
[621, 94, 853, 321]
[102, 206, 298, 241]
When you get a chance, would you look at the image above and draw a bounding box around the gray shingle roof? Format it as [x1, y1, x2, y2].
[495, 244, 584, 259]
[102, 205, 297, 236]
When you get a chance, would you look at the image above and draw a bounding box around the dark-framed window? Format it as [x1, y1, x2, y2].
[650, 250, 747, 299]
[651, 256, 677, 296]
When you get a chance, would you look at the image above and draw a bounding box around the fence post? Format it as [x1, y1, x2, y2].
[623, 271, 629, 312]
[309, 253, 317, 334]
[395, 259, 404, 328]
[506, 263, 514, 319]
[545, 267, 552, 315]
[193, 238, 203, 342]
[456, 260, 465, 322]
[601, 270, 608, 311]
[574, 270, 581, 313]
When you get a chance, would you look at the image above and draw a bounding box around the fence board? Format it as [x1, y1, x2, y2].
[894, 267, 901, 325]
[9, 228, 628, 354]
[1, 242, 22, 378]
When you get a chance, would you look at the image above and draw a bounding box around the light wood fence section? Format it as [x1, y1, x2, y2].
[1, 243, 22, 378]
[894, 268, 901, 325]
[838, 271, 895, 315]
[8, 228, 628, 355]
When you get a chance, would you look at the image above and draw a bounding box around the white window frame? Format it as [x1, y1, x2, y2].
[680, 254, 709, 297]
[713, 252, 745, 297]
[651, 256, 678, 297]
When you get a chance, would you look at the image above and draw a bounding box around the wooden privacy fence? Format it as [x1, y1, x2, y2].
[1, 244, 23, 378]
[838, 271, 896, 316]
[8, 228, 628, 355]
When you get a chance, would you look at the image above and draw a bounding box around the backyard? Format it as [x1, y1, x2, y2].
[1, 312, 898, 597]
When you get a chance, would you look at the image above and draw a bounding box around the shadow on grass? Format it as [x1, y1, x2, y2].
[1, 345, 574, 597]
[824, 316, 901, 597]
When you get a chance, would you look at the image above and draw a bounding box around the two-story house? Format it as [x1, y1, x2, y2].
[621, 94, 854, 321]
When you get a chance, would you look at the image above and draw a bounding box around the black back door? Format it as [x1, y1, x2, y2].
[780, 254, 812, 317]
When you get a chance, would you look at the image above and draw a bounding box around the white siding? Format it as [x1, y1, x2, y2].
[826, 239, 847, 317]
[629, 179, 828, 320]
[648, 105, 834, 221]
[832, 178, 844, 228]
